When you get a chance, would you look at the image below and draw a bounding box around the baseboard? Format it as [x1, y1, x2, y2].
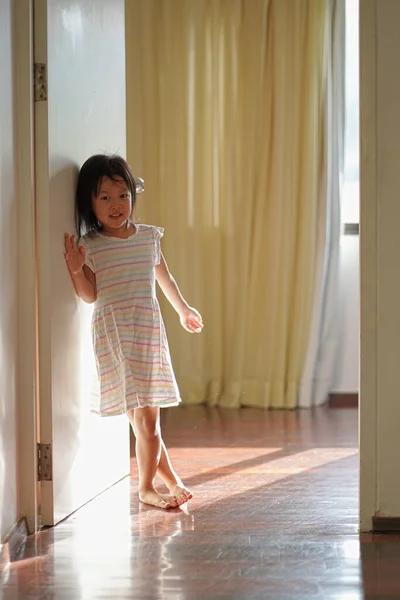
[372, 515, 400, 533]
[0, 518, 29, 578]
[328, 393, 358, 408]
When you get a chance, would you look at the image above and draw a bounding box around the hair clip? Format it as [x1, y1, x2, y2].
[135, 177, 145, 194]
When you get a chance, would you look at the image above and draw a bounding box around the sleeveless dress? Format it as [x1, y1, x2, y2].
[82, 224, 181, 416]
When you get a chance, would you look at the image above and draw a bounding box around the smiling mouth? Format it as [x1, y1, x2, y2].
[110, 214, 123, 218]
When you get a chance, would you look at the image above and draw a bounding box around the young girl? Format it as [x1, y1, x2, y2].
[64, 154, 203, 510]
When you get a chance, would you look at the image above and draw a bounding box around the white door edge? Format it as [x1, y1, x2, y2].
[359, 0, 378, 532]
[14, 0, 40, 535]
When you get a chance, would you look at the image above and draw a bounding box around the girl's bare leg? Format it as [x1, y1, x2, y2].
[129, 406, 177, 509]
[128, 407, 191, 508]
[157, 439, 193, 504]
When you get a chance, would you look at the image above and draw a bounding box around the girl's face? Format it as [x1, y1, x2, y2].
[92, 176, 133, 234]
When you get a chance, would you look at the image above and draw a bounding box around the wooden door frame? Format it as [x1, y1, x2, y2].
[14, 0, 40, 535]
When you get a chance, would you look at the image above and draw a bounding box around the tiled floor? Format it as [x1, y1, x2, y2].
[1, 406, 398, 599]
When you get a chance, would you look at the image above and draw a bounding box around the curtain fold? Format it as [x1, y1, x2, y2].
[299, 0, 345, 407]
[126, 0, 330, 408]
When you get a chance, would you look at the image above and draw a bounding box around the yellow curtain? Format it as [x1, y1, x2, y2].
[126, 0, 328, 408]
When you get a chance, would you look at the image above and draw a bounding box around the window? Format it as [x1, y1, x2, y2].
[342, 0, 359, 225]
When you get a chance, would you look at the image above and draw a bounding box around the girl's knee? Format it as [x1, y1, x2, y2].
[134, 407, 160, 438]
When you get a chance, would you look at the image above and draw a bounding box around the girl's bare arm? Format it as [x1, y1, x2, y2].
[70, 265, 97, 303]
[156, 253, 203, 333]
[155, 253, 190, 314]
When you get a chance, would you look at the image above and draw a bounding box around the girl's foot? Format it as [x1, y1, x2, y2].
[139, 488, 179, 510]
[167, 483, 193, 505]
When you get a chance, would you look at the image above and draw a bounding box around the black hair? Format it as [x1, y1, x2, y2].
[75, 154, 137, 238]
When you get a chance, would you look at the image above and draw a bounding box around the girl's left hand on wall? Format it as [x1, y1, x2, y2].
[64, 233, 86, 275]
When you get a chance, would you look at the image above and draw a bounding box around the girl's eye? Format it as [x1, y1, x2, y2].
[98, 193, 130, 200]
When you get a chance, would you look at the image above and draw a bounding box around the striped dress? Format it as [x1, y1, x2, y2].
[82, 224, 181, 416]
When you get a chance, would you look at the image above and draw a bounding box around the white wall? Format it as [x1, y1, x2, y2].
[0, 0, 18, 541]
[360, 0, 400, 529]
[331, 235, 359, 392]
[372, 0, 400, 516]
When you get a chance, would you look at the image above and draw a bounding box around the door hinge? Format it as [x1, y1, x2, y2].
[33, 63, 47, 102]
[37, 443, 52, 481]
